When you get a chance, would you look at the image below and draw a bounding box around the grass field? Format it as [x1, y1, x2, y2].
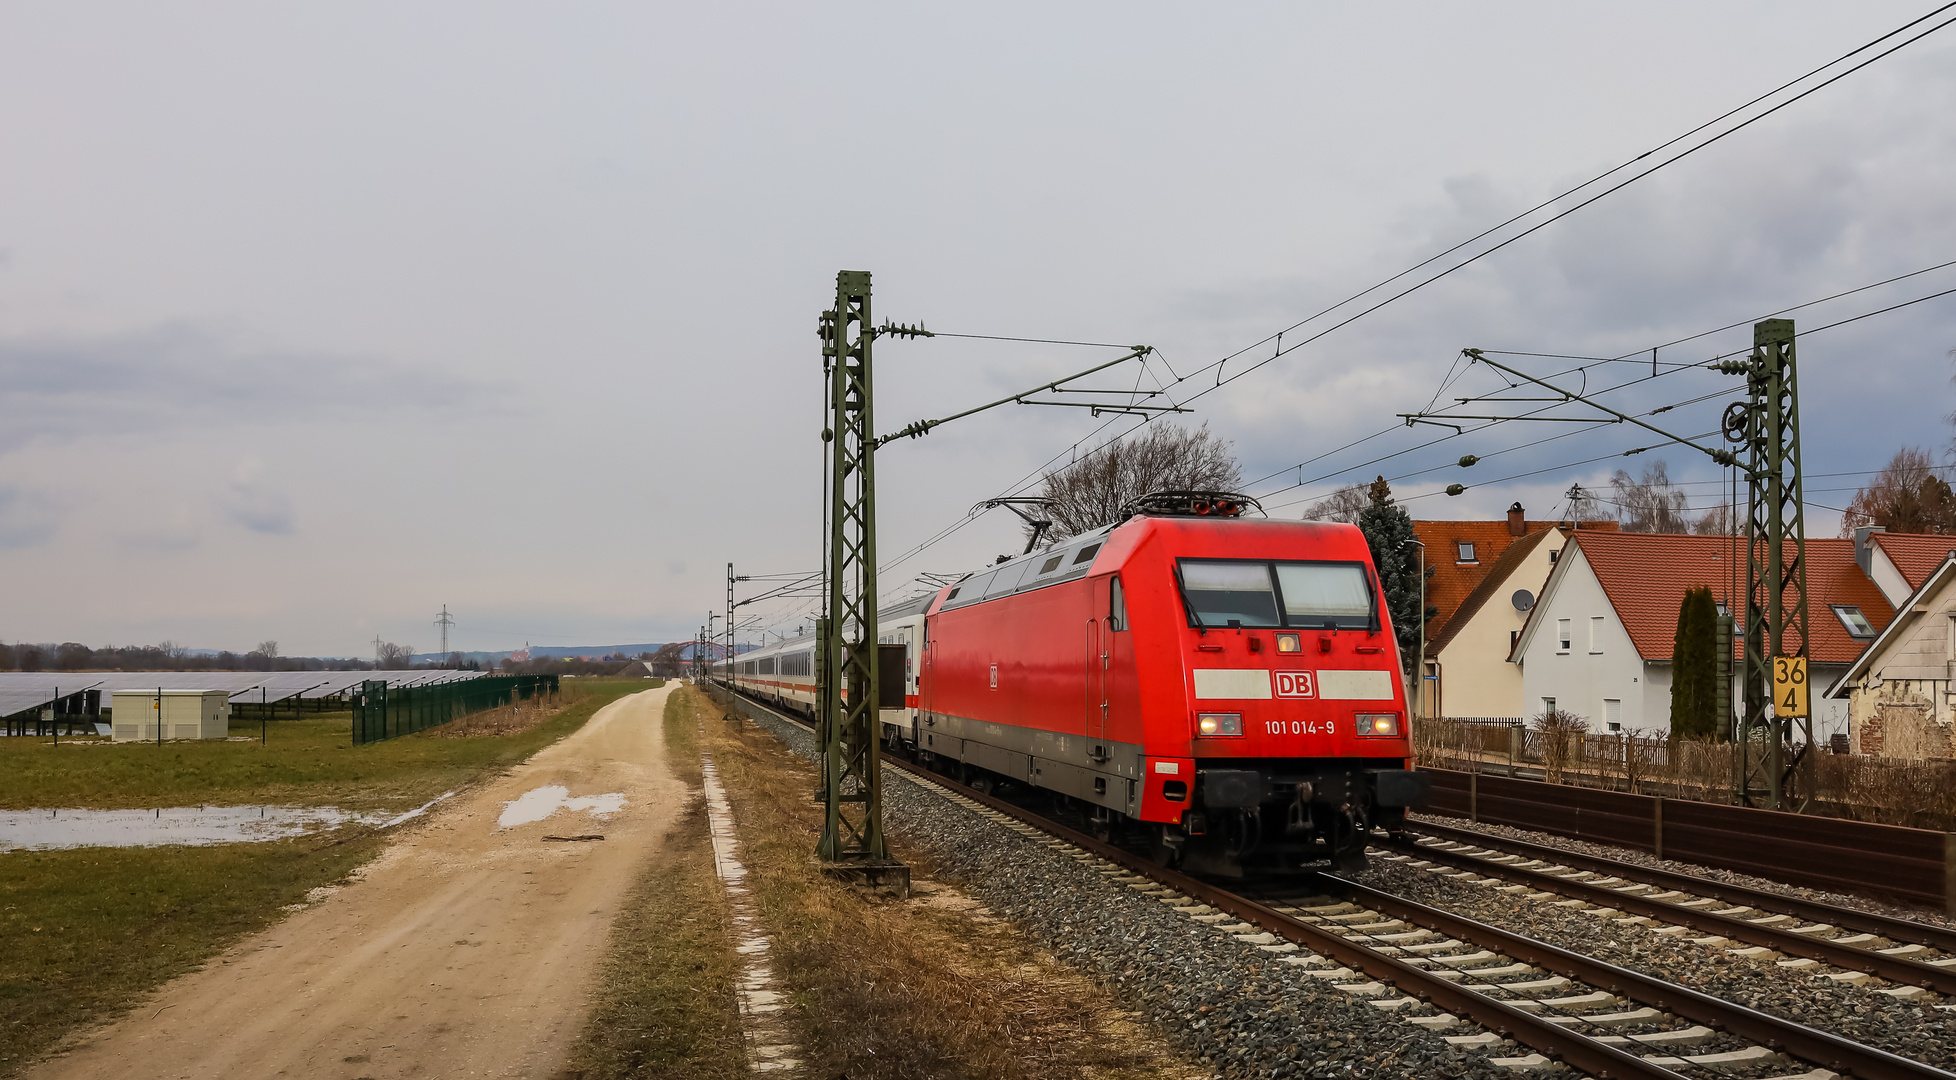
[0, 677, 656, 811]
[0, 676, 655, 1079]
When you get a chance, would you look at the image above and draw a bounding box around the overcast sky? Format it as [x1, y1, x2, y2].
[4, 3, 1954, 657]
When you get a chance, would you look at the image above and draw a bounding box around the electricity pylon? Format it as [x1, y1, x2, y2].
[435, 605, 454, 660]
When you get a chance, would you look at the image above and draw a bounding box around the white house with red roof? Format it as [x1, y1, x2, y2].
[1826, 543, 1956, 757]
[1411, 504, 1614, 720]
[1512, 532, 1895, 741]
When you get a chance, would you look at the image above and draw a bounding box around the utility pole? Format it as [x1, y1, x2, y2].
[1401, 539, 1426, 720]
[726, 563, 735, 675]
[815, 270, 897, 879]
[434, 605, 454, 661]
[1720, 319, 1812, 810]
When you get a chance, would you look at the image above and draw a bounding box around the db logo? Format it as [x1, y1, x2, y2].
[1274, 672, 1315, 698]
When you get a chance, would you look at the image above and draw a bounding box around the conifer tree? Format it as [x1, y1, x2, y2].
[1670, 586, 1719, 738]
[1355, 477, 1432, 678]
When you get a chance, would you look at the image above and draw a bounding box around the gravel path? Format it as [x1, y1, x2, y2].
[1413, 811, 1956, 932]
[1349, 852, 1956, 1070]
[736, 705, 1509, 1080]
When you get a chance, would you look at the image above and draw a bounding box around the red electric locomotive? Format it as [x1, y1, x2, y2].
[721, 492, 1430, 874]
[913, 492, 1428, 874]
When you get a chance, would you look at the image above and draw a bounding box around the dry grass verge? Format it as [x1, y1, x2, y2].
[680, 685, 1201, 1080]
[559, 683, 743, 1080]
[426, 679, 624, 739]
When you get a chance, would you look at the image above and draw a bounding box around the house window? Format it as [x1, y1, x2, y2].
[1456, 541, 1477, 563]
[1542, 697, 1557, 716]
[1604, 698, 1622, 733]
[1948, 614, 1956, 660]
[1557, 619, 1571, 653]
[1549, 549, 1559, 563]
[1589, 616, 1604, 654]
[1831, 605, 1876, 641]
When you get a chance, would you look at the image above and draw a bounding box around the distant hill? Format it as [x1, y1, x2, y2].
[523, 643, 669, 660]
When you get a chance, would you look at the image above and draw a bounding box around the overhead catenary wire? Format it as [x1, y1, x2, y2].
[876, 5, 1956, 575]
[1476, 257, 1956, 370]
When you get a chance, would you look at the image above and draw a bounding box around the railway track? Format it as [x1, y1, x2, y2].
[1396, 823, 1956, 998]
[1409, 819, 1956, 953]
[717, 685, 1954, 1080]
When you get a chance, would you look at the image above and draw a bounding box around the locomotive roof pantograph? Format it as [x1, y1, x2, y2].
[1120, 490, 1263, 521]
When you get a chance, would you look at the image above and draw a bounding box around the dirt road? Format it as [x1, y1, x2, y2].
[29, 683, 685, 1080]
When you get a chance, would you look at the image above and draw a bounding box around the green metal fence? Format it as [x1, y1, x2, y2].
[350, 674, 561, 745]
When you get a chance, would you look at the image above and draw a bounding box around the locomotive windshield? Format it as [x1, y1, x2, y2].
[1178, 559, 1375, 630]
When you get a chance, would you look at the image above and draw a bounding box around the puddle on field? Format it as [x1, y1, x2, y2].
[497, 785, 627, 829]
[0, 791, 457, 852]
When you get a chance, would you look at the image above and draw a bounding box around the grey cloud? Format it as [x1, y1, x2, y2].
[1196, 57, 1956, 514]
[113, 503, 200, 551]
[0, 324, 510, 456]
[0, 485, 57, 548]
[218, 478, 295, 535]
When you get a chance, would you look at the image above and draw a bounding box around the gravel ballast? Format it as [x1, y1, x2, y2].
[733, 701, 1511, 1080]
[1349, 853, 1956, 1070]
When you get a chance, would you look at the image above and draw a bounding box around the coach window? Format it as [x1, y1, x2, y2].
[1109, 576, 1127, 631]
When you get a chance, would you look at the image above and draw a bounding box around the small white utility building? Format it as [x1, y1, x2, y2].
[110, 690, 232, 741]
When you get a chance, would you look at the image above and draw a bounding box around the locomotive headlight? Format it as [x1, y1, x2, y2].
[1355, 713, 1400, 737]
[1275, 632, 1302, 654]
[1196, 712, 1244, 737]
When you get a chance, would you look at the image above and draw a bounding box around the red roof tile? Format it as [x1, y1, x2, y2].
[1569, 532, 1893, 663]
[1869, 532, 1956, 590]
[1414, 518, 1616, 644]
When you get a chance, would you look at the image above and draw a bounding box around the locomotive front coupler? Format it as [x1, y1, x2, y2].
[1285, 782, 1315, 835]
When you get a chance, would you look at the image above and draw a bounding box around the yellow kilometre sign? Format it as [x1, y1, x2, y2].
[1773, 656, 1809, 718]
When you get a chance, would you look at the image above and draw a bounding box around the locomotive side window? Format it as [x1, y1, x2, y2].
[1072, 543, 1101, 565]
[1273, 563, 1372, 628]
[1109, 576, 1127, 631]
[1178, 561, 1282, 626]
[1039, 554, 1063, 575]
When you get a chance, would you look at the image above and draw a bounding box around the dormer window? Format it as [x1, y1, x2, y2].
[1456, 541, 1477, 563]
[1832, 605, 1876, 641]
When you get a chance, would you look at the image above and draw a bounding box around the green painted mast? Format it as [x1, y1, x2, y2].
[1724, 319, 1812, 809]
[816, 270, 888, 862]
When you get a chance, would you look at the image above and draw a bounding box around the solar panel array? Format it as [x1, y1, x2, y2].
[0, 670, 485, 719]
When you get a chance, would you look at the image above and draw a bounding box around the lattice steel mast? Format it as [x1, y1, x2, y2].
[816, 270, 888, 864]
[1719, 319, 1812, 809]
[1459, 321, 1812, 810]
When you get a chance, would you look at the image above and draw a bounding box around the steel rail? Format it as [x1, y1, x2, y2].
[711, 682, 1949, 1080]
[1311, 876, 1955, 1080]
[1392, 835, 1956, 995]
[1411, 820, 1956, 954]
